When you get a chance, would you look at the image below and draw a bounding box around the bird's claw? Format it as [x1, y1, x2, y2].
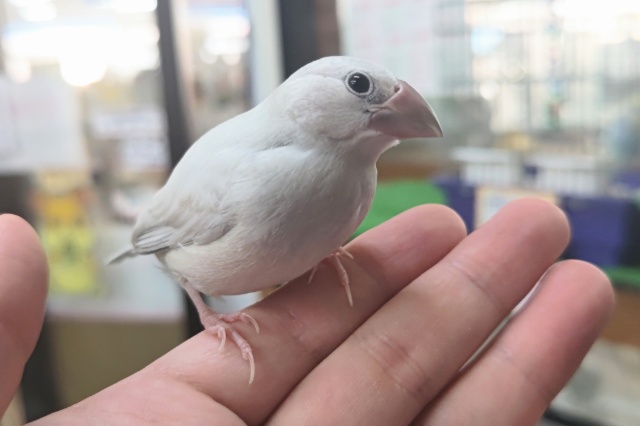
[215, 326, 227, 353]
[328, 253, 353, 307]
[337, 246, 354, 260]
[245, 350, 256, 385]
[308, 264, 319, 284]
[308, 247, 354, 307]
[219, 311, 260, 334]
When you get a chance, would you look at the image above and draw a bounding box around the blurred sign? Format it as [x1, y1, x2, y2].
[89, 108, 169, 173]
[340, 0, 441, 95]
[0, 76, 87, 174]
[89, 108, 166, 139]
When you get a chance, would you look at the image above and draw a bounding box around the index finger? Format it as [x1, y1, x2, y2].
[155, 204, 468, 423]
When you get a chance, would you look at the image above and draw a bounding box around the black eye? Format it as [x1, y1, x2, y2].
[346, 72, 371, 95]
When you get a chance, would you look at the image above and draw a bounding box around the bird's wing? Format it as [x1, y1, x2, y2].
[130, 148, 247, 253]
[129, 144, 245, 255]
[131, 204, 235, 255]
[127, 104, 296, 255]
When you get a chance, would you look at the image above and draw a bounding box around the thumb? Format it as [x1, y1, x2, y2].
[0, 214, 48, 416]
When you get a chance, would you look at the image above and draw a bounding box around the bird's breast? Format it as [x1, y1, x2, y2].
[245, 161, 376, 276]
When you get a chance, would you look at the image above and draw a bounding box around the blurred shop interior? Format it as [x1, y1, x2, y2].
[1, 0, 639, 424]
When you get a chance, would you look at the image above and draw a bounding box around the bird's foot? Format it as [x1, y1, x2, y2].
[201, 313, 257, 384]
[181, 279, 259, 384]
[308, 247, 354, 307]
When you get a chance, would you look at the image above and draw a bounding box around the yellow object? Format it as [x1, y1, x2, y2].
[34, 173, 99, 294]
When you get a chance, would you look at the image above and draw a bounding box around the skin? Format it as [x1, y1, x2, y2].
[1, 198, 614, 425]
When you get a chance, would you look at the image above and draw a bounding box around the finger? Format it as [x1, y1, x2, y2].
[45, 205, 467, 425]
[0, 215, 48, 415]
[269, 198, 570, 425]
[416, 260, 614, 425]
[153, 204, 467, 423]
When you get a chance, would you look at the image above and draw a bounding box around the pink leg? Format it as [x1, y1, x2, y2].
[181, 280, 259, 384]
[308, 247, 354, 307]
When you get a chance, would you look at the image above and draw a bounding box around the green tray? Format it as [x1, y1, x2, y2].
[354, 180, 445, 237]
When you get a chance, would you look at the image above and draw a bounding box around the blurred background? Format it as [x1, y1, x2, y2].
[0, 0, 638, 424]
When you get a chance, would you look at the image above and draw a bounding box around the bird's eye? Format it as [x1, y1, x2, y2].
[346, 72, 372, 95]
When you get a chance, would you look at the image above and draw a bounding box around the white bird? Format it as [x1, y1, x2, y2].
[108, 56, 443, 383]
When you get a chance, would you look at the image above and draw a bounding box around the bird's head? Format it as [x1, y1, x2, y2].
[271, 56, 443, 158]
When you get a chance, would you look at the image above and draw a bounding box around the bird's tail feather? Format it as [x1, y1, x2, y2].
[106, 246, 137, 265]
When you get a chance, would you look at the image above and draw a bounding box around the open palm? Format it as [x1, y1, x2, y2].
[1, 199, 614, 425]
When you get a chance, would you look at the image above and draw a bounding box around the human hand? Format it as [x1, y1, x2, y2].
[1, 199, 614, 425]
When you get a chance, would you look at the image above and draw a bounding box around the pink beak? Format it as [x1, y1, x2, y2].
[368, 80, 443, 139]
